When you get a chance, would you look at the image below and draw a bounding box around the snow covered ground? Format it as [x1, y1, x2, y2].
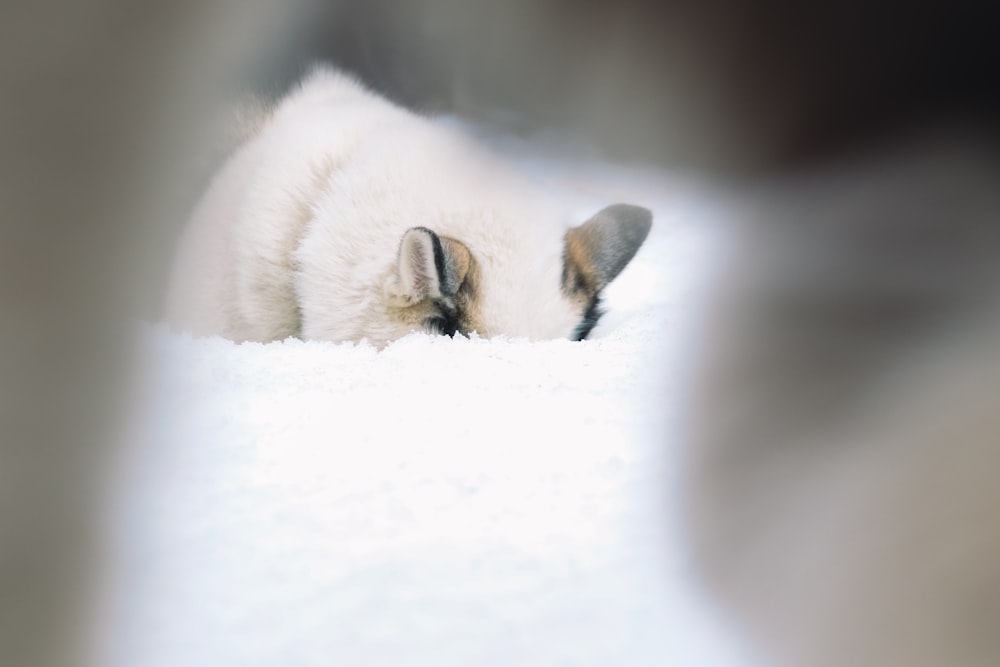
[96, 128, 762, 666]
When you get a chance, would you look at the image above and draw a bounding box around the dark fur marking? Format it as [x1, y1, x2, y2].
[404, 225, 450, 296]
[572, 295, 604, 341]
[425, 315, 458, 337]
[412, 226, 449, 295]
[428, 297, 461, 337]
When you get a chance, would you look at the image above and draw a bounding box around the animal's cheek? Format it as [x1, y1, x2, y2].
[380, 300, 440, 339]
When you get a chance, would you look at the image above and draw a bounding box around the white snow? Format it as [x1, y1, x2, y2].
[96, 131, 762, 667]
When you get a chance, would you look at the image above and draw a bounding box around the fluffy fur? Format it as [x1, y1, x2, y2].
[166, 66, 650, 347]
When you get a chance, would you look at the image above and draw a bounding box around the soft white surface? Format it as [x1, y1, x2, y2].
[98, 137, 758, 667]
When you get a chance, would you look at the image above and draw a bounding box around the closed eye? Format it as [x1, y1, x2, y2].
[425, 315, 459, 337]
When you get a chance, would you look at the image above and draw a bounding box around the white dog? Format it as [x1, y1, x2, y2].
[166, 66, 651, 347]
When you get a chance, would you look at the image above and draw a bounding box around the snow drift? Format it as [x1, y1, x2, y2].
[97, 130, 759, 667]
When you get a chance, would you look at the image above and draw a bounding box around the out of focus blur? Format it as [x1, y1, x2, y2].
[2, 1, 998, 665]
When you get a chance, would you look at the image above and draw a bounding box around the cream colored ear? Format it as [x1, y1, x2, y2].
[385, 227, 442, 306]
[384, 227, 474, 307]
[562, 203, 653, 298]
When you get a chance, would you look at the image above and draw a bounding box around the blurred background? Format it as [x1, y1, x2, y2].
[2, 1, 998, 665]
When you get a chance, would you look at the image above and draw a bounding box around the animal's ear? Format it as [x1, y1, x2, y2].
[385, 227, 473, 306]
[562, 203, 652, 299]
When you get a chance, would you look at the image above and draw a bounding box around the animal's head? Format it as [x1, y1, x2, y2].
[381, 203, 652, 343]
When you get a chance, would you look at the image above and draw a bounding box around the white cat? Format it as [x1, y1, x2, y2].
[166, 66, 651, 347]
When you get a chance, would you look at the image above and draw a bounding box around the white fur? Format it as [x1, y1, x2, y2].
[167, 66, 581, 347]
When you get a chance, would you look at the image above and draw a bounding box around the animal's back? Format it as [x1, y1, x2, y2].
[165, 67, 411, 341]
[166, 66, 595, 346]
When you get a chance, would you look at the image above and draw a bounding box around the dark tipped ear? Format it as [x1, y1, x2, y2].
[385, 227, 473, 306]
[562, 203, 652, 298]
